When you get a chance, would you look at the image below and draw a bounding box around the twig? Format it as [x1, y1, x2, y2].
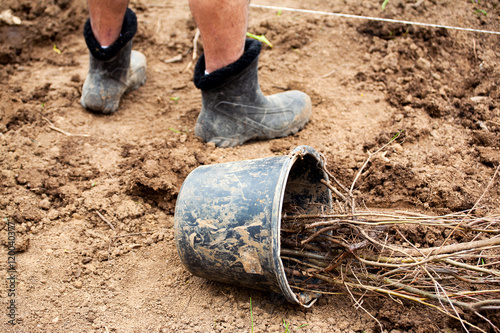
[96, 211, 115, 230]
[348, 131, 403, 214]
[343, 277, 384, 332]
[312, 271, 486, 332]
[437, 164, 500, 256]
[320, 179, 348, 203]
[319, 153, 350, 194]
[281, 248, 332, 261]
[107, 231, 155, 254]
[470, 164, 500, 214]
[442, 258, 500, 277]
[415, 233, 500, 257]
[320, 69, 336, 78]
[43, 117, 90, 137]
[111, 232, 153, 240]
[486, 120, 500, 127]
[183, 28, 200, 73]
[350, 130, 403, 193]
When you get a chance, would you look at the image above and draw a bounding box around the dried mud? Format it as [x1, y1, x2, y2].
[1, 0, 499, 332]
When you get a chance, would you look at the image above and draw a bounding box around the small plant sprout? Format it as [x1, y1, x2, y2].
[246, 32, 273, 48]
[53, 44, 61, 54]
[282, 319, 308, 332]
[470, 0, 487, 16]
[170, 96, 180, 103]
[169, 127, 180, 133]
[381, 0, 390, 10]
[474, 8, 487, 16]
[283, 319, 290, 333]
[250, 297, 254, 333]
[277, 8, 283, 16]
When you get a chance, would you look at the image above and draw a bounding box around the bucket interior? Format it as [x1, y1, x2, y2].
[276, 153, 332, 306]
[282, 154, 331, 216]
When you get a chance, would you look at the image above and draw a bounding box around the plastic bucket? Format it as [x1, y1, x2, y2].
[174, 145, 332, 306]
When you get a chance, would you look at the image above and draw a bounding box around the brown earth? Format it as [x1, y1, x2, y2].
[1, 0, 499, 332]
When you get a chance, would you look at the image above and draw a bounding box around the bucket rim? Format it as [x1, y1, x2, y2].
[272, 145, 327, 307]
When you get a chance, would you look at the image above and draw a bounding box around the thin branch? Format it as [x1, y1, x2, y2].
[183, 28, 200, 73]
[96, 210, 115, 230]
[43, 117, 90, 137]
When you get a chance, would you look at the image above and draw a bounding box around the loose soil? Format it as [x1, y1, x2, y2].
[1, 0, 499, 332]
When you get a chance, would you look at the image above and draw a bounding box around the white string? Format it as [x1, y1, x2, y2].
[250, 4, 500, 35]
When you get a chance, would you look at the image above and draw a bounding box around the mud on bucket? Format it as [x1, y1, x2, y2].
[174, 145, 332, 307]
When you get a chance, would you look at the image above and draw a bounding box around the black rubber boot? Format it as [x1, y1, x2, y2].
[81, 8, 146, 114]
[193, 39, 311, 148]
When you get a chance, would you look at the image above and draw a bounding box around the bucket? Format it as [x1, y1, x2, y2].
[174, 145, 332, 306]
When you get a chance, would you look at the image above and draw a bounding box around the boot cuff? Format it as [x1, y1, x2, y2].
[84, 8, 137, 61]
[194, 39, 262, 91]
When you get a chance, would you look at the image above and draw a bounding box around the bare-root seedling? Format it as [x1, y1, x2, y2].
[281, 145, 500, 332]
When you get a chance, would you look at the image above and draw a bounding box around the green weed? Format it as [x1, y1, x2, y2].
[250, 297, 254, 333]
[283, 319, 309, 332]
[474, 8, 487, 16]
[246, 32, 273, 48]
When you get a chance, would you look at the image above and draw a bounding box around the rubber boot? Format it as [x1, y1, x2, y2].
[81, 9, 146, 114]
[193, 39, 311, 148]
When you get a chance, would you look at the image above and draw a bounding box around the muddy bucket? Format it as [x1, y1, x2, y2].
[174, 145, 332, 306]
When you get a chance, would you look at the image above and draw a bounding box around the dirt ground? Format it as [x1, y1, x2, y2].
[1, 0, 499, 332]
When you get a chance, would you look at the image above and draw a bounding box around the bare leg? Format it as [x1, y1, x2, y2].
[87, 0, 129, 46]
[189, 0, 249, 73]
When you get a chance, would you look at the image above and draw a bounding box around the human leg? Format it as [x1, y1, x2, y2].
[81, 1, 146, 114]
[87, 0, 128, 47]
[188, 0, 248, 73]
[189, 0, 311, 147]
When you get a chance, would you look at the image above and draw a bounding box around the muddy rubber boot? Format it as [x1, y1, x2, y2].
[193, 39, 311, 148]
[81, 8, 146, 114]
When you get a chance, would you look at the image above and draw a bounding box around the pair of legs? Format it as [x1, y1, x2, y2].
[82, 0, 311, 147]
[87, 0, 248, 73]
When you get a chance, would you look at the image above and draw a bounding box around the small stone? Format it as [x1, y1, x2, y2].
[73, 280, 83, 289]
[392, 143, 404, 153]
[416, 57, 431, 71]
[86, 264, 96, 273]
[82, 257, 92, 264]
[39, 199, 51, 210]
[381, 52, 399, 71]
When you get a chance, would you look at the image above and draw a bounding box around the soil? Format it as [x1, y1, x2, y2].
[1, 0, 499, 332]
